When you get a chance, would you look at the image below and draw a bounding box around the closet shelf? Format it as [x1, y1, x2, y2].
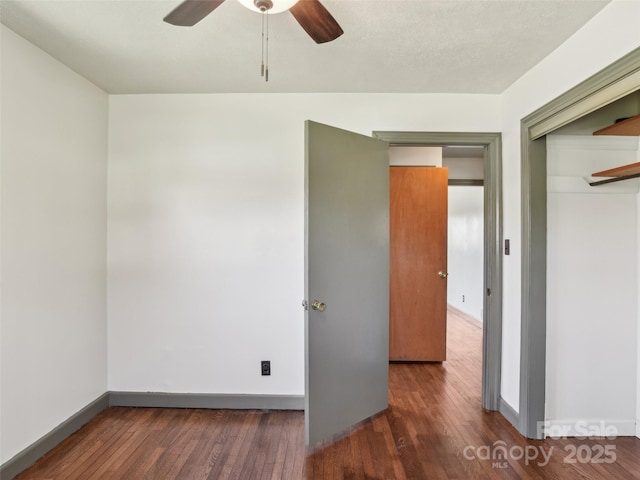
[589, 114, 640, 186]
[593, 114, 640, 136]
[589, 162, 640, 186]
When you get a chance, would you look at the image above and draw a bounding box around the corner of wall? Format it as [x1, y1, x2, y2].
[1, 24, 109, 465]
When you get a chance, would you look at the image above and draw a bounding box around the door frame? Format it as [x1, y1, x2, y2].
[519, 47, 640, 439]
[372, 131, 503, 412]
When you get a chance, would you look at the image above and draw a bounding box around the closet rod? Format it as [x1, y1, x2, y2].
[589, 172, 640, 186]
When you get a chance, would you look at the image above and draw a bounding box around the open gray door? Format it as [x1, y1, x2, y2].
[304, 121, 389, 446]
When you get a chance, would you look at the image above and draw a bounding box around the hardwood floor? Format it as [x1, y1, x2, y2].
[15, 307, 640, 479]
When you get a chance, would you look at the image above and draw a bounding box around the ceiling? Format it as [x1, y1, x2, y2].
[0, 0, 610, 94]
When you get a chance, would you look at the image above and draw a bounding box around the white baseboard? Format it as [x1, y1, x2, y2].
[499, 397, 519, 430]
[542, 419, 637, 439]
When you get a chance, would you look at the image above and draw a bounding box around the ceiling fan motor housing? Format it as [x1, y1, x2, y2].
[254, 0, 274, 12]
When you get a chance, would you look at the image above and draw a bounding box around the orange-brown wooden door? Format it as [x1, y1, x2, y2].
[390, 166, 448, 361]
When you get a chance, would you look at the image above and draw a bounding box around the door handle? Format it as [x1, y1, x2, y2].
[438, 271, 448, 279]
[311, 300, 326, 312]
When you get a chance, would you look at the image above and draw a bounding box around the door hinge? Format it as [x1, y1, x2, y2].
[487, 288, 492, 297]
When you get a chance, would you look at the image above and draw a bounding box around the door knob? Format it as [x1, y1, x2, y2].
[311, 300, 326, 311]
[438, 271, 448, 278]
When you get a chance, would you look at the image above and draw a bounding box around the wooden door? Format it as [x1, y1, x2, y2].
[305, 121, 389, 446]
[389, 167, 448, 361]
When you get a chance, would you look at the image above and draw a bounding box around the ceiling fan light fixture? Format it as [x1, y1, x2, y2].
[238, 0, 299, 14]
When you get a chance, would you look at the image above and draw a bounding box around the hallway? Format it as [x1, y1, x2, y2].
[305, 307, 640, 478]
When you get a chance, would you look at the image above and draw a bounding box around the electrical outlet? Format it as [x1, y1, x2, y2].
[462, 295, 465, 302]
[261, 360, 271, 376]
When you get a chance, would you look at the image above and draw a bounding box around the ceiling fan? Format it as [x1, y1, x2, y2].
[163, 0, 344, 44]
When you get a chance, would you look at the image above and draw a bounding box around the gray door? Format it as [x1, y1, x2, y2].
[304, 120, 389, 446]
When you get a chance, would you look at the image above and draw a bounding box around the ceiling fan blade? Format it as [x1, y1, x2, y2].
[163, 0, 226, 26]
[289, 0, 343, 44]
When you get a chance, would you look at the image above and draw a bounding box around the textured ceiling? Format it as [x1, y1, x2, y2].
[0, 0, 610, 94]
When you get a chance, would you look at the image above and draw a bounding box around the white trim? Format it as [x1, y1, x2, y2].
[542, 419, 637, 439]
[499, 397, 520, 428]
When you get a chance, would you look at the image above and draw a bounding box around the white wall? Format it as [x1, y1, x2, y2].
[447, 186, 484, 320]
[546, 135, 638, 436]
[389, 146, 442, 166]
[107, 94, 501, 395]
[444, 157, 484, 180]
[0, 25, 108, 464]
[500, 0, 640, 411]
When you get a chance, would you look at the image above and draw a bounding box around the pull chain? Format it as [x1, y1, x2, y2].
[257, 0, 271, 82]
[260, 11, 269, 81]
[260, 12, 265, 77]
[265, 11, 269, 82]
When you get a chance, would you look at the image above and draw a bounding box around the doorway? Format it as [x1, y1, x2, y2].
[445, 146, 485, 323]
[373, 131, 503, 412]
[520, 47, 640, 439]
[388, 146, 485, 362]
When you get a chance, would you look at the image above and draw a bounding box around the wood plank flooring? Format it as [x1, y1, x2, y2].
[15, 307, 640, 479]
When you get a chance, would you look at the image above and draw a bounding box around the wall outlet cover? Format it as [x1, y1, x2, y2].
[261, 360, 271, 376]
